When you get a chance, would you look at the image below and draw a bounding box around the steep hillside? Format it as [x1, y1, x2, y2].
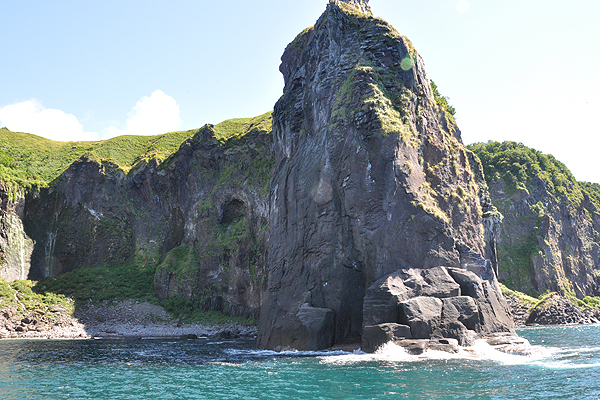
[1, 112, 274, 321]
[468, 141, 600, 299]
[0, 127, 198, 189]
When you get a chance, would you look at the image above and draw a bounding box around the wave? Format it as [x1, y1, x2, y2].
[318, 340, 556, 366]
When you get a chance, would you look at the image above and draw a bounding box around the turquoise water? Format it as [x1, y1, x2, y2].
[1, 325, 600, 399]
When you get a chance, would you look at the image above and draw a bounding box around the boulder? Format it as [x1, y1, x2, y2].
[441, 296, 480, 331]
[484, 332, 533, 355]
[402, 267, 461, 298]
[448, 268, 514, 334]
[400, 296, 443, 339]
[362, 272, 409, 327]
[432, 321, 477, 346]
[361, 323, 412, 353]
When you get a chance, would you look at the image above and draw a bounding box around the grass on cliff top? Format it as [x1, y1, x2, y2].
[467, 141, 597, 208]
[212, 111, 272, 142]
[0, 111, 273, 190]
[0, 127, 197, 189]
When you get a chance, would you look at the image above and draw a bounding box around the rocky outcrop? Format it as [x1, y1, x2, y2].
[361, 266, 513, 351]
[17, 119, 274, 320]
[526, 293, 600, 325]
[504, 294, 531, 326]
[258, 0, 512, 351]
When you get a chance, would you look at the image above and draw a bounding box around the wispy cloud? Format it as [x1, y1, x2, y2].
[0, 90, 181, 142]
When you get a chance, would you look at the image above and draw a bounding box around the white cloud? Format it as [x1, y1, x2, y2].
[0, 90, 181, 142]
[103, 90, 181, 138]
[0, 100, 99, 142]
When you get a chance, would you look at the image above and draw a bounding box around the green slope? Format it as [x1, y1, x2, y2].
[0, 111, 273, 189]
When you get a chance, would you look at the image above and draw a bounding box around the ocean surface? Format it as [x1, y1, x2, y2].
[1, 325, 599, 399]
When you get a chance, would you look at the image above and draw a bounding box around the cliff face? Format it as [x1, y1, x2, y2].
[469, 141, 600, 298]
[17, 117, 274, 320]
[257, 0, 512, 350]
[0, 184, 34, 281]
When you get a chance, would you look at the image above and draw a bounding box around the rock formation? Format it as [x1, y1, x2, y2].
[526, 293, 600, 325]
[4, 118, 274, 321]
[257, 0, 513, 351]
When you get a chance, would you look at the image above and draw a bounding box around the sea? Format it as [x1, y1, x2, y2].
[1, 325, 599, 399]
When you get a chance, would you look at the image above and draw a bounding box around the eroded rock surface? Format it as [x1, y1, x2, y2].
[361, 266, 513, 351]
[258, 0, 513, 351]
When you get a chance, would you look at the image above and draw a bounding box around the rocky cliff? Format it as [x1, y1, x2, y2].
[0, 184, 34, 281]
[1, 114, 274, 320]
[257, 0, 513, 351]
[469, 141, 600, 299]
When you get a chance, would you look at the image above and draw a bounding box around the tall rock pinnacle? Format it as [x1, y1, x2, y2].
[258, 1, 514, 351]
[333, 0, 371, 13]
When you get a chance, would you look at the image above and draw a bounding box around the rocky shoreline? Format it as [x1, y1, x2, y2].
[0, 300, 257, 340]
[506, 293, 600, 326]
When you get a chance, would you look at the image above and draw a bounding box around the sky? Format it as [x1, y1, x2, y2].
[1, 0, 599, 183]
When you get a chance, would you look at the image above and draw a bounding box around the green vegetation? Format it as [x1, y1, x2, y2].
[499, 283, 538, 306]
[34, 262, 256, 325]
[35, 264, 157, 303]
[0, 112, 273, 190]
[0, 278, 74, 317]
[581, 181, 600, 208]
[500, 284, 600, 312]
[468, 141, 600, 297]
[0, 126, 197, 189]
[430, 80, 456, 117]
[213, 111, 273, 143]
[467, 141, 585, 205]
[161, 296, 255, 325]
[290, 26, 314, 49]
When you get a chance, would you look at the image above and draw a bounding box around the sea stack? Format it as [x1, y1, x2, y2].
[257, 0, 514, 351]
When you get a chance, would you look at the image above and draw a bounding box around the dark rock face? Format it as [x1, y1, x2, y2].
[20, 122, 273, 320]
[258, 1, 512, 350]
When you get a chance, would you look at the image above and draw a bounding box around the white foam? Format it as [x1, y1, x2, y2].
[319, 340, 554, 366]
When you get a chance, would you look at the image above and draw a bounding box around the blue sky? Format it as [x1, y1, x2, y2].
[1, 0, 599, 183]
